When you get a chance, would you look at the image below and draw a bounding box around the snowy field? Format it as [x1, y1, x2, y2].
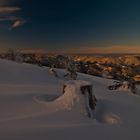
[0, 59, 140, 140]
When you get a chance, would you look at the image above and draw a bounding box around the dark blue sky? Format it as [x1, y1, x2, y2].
[0, 0, 140, 53]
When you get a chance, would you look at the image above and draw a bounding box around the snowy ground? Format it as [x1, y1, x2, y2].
[0, 59, 140, 140]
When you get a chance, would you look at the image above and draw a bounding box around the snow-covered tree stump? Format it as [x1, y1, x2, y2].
[80, 85, 97, 110]
[62, 80, 97, 118]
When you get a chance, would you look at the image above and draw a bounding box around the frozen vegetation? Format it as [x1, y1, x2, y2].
[0, 50, 140, 83]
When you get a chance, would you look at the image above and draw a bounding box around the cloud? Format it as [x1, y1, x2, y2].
[0, 1, 26, 29]
[0, 7, 21, 13]
[10, 19, 26, 29]
[0, 6, 21, 23]
[0, 16, 18, 21]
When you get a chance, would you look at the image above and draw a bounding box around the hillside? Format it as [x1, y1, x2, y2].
[71, 54, 140, 65]
[0, 59, 140, 140]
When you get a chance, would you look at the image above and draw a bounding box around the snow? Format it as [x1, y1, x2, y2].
[50, 81, 92, 113]
[118, 81, 131, 92]
[34, 80, 95, 118]
[0, 59, 140, 140]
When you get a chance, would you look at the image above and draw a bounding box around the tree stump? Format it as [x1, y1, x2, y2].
[81, 85, 97, 110]
[63, 82, 97, 118]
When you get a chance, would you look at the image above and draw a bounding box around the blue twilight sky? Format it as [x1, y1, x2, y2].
[0, 0, 140, 53]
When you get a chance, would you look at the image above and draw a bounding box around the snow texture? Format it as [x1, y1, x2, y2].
[0, 59, 140, 140]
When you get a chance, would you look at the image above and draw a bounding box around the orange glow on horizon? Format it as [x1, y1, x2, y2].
[54, 45, 140, 54]
[0, 45, 139, 54]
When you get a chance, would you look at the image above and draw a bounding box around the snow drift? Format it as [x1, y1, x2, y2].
[0, 59, 140, 140]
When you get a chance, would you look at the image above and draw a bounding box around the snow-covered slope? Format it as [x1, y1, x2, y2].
[0, 59, 140, 140]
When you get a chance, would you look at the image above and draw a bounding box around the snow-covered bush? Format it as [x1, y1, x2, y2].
[64, 60, 77, 80]
[49, 66, 59, 78]
[108, 77, 137, 94]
